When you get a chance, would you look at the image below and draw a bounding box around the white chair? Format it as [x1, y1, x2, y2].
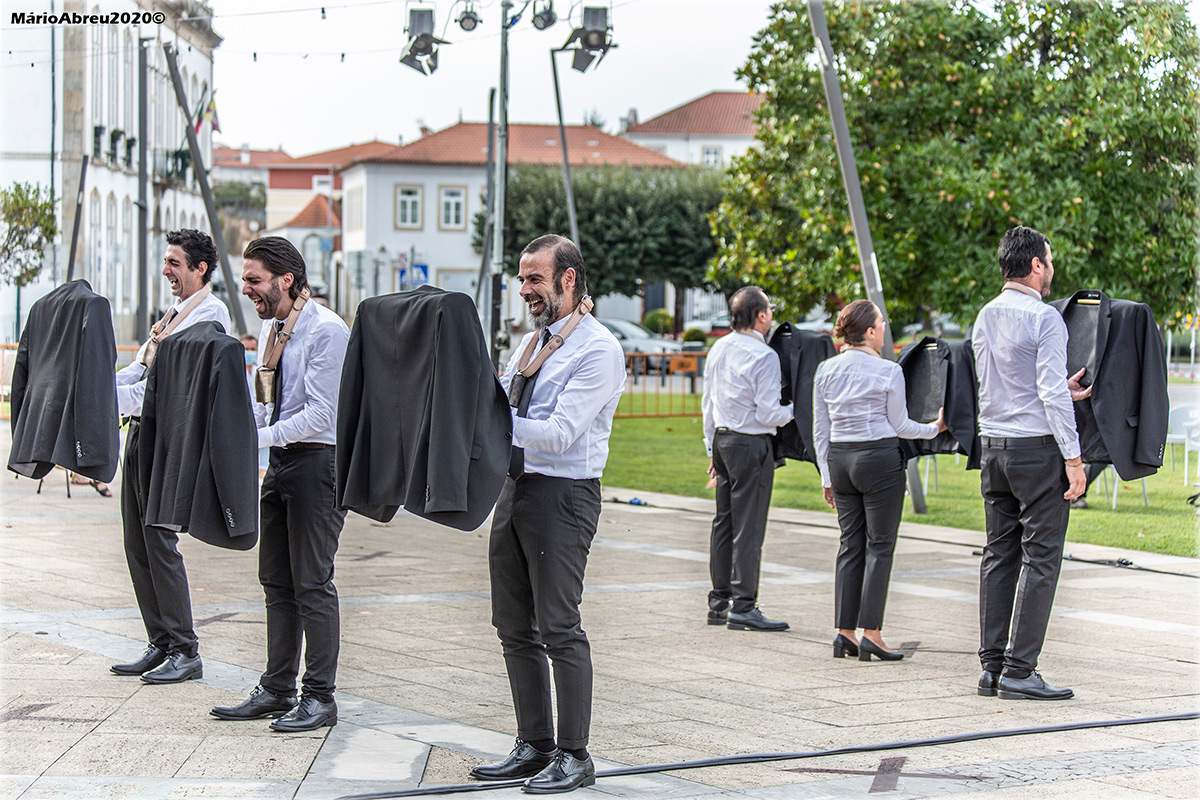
[1166, 405, 1200, 475]
[1095, 464, 1148, 509]
[1186, 423, 1200, 487]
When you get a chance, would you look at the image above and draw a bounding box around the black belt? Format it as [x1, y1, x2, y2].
[279, 442, 329, 450]
[715, 427, 771, 437]
[980, 434, 1057, 449]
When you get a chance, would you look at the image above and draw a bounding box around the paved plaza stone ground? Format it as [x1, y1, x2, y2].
[1, 432, 1197, 799]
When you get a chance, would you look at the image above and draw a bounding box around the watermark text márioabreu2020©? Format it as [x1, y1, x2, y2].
[10, 10, 167, 25]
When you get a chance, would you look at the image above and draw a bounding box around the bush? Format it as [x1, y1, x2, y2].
[643, 308, 673, 334]
[682, 327, 707, 343]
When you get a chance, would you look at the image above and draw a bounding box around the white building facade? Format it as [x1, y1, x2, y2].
[1, 0, 220, 345]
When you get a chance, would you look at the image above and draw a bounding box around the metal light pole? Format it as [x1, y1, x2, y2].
[806, 0, 927, 512]
[549, 47, 580, 249]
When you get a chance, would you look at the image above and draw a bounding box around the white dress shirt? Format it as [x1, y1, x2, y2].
[115, 291, 232, 417]
[973, 286, 1081, 460]
[500, 313, 626, 480]
[253, 300, 350, 448]
[812, 349, 940, 488]
[701, 329, 794, 456]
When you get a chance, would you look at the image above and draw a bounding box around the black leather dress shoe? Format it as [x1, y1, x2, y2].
[211, 685, 298, 720]
[727, 608, 789, 631]
[997, 671, 1074, 700]
[471, 739, 559, 781]
[270, 694, 337, 732]
[111, 644, 166, 676]
[977, 670, 1000, 697]
[522, 752, 595, 794]
[707, 607, 730, 625]
[140, 651, 202, 684]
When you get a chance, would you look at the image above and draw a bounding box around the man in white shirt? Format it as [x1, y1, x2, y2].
[110, 229, 232, 684]
[470, 235, 624, 794]
[973, 225, 1090, 701]
[702, 287, 794, 632]
[210, 237, 349, 732]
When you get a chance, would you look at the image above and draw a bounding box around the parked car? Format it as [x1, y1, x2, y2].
[682, 312, 731, 337]
[903, 314, 968, 340]
[598, 318, 682, 373]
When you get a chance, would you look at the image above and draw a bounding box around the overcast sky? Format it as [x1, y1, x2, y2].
[208, 0, 778, 156]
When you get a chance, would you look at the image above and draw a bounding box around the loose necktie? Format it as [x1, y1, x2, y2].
[269, 320, 284, 425]
[507, 327, 552, 479]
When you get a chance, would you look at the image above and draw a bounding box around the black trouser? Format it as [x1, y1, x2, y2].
[709, 430, 775, 614]
[258, 446, 346, 700]
[978, 435, 1070, 677]
[828, 438, 906, 631]
[489, 473, 601, 751]
[121, 419, 198, 657]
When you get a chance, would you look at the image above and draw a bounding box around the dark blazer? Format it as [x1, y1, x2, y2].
[896, 336, 981, 468]
[336, 286, 512, 530]
[1050, 290, 1167, 480]
[8, 280, 119, 482]
[767, 322, 837, 465]
[138, 322, 258, 550]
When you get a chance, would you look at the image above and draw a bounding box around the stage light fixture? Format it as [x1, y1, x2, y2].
[399, 7, 447, 76]
[532, 1, 556, 30]
[458, 3, 481, 32]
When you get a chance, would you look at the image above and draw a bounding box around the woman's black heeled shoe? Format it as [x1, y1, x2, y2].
[858, 637, 903, 662]
[832, 634, 859, 658]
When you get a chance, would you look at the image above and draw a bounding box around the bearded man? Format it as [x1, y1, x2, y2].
[210, 237, 351, 732]
[469, 235, 625, 794]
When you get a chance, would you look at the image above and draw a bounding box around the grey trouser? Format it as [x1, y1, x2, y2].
[978, 435, 1070, 676]
[259, 446, 346, 699]
[489, 473, 601, 750]
[828, 438, 906, 630]
[709, 429, 775, 615]
[121, 419, 198, 657]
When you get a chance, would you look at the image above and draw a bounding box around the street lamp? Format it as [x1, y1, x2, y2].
[399, 7, 447, 75]
[551, 6, 618, 247]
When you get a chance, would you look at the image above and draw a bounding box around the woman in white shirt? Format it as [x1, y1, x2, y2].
[813, 300, 946, 662]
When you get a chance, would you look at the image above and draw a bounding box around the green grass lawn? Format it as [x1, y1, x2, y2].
[606, 415, 1200, 558]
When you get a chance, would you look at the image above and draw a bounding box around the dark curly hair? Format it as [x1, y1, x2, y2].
[166, 229, 219, 284]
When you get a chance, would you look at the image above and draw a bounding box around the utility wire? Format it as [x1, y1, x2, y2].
[332, 711, 1200, 799]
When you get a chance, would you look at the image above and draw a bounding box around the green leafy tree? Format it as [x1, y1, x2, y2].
[490, 165, 724, 321]
[0, 182, 58, 287]
[713, 0, 1199, 327]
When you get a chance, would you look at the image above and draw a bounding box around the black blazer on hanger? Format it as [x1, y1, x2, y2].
[138, 322, 259, 550]
[8, 280, 119, 482]
[767, 322, 837, 465]
[896, 336, 981, 468]
[336, 286, 512, 531]
[1050, 290, 1167, 480]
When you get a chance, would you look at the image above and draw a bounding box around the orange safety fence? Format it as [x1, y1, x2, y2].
[616, 350, 706, 418]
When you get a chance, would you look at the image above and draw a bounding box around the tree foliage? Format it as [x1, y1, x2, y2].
[713, 0, 1199, 327]
[489, 165, 724, 301]
[0, 182, 58, 288]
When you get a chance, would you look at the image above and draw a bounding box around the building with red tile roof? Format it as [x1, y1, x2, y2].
[265, 140, 396, 229]
[622, 90, 763, 168]
[334, 122, 683, 311]
[360, 122, 679, 169]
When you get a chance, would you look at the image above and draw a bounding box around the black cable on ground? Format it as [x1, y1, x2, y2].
[334, 711, 1199, 800]
[606, 496, 1200, 580]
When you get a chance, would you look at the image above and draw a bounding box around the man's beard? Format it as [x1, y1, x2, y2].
[1040, 273, 1052, 297]
[256, 280, 284, 319]
[530, 280, 567, 329]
